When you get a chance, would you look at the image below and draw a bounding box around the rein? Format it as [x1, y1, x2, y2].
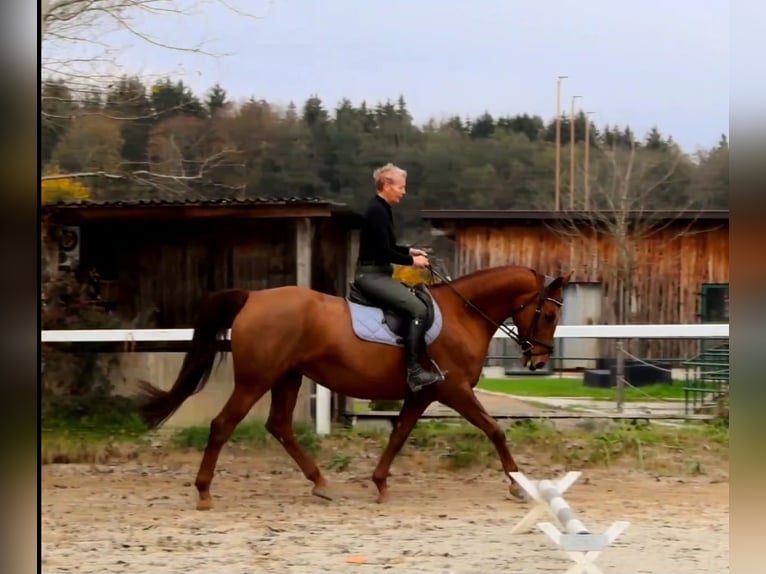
[427, 263, 562, 356]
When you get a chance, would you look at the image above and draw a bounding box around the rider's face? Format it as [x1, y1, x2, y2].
[381, 173, 407, 204]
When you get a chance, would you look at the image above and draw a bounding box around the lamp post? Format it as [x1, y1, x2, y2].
[569, 95, 582, 210]
[554, 75, 568, 211]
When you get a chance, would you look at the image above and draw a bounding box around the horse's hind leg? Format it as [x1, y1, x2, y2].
[265, 371, 331, 500]
[194, 376, 270, 510]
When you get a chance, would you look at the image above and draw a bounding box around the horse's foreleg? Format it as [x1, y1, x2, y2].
[371, 394, 432, 503]
[265, 371, 331, 500]
[438, 384, 528, 502]
[194, 377, 270, 510]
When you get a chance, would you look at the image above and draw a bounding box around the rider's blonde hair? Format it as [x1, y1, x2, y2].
[373, 163, 407, 191]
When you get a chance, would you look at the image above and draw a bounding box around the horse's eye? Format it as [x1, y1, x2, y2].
[544, 312, 556, 322]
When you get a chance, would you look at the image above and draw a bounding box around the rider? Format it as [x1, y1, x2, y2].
[354, 162, 442, 392]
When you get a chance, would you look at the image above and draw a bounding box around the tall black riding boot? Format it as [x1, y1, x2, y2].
[404, 317, 442, 392]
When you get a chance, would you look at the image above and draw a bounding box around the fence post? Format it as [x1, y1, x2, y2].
[615, 340, 625, 412]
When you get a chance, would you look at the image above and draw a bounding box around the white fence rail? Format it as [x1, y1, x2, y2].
[41, 324, 729, 435]
[40, 324, 729, 343]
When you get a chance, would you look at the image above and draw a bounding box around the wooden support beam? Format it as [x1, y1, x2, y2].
[294, 218, 314, 426]
[345, 228, 360, 295]
[294, 218, 331, 435]
[295, 217, 313, 286]
[338, 228, 360, 418]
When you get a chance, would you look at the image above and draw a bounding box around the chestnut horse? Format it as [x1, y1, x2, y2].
[136, 265, 572, 509]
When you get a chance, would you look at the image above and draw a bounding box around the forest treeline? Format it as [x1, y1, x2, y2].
[41, 75, 728, 234]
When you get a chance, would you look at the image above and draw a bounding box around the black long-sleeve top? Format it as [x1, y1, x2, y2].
[356, 195, 413, 266]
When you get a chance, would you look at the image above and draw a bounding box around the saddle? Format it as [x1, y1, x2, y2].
[347, 281, 437, 344]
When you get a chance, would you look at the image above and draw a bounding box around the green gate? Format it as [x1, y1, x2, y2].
[683, 283, 729, 415]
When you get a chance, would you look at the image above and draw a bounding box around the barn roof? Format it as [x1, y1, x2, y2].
[420, 209, 729, 238]
[420, 209, 729, 222]
[42, 196, 362, 224]
[45, 196, 336, 207]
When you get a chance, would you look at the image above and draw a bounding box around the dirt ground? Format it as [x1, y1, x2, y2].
[42, 447, 729, 574]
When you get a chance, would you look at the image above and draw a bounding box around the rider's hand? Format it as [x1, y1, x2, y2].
[409, 247, 428, 257]
[412, 254, 430, 268]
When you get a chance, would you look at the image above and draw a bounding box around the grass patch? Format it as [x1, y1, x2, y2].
[41, 404, 153, 464]
[41, 433, 146, 464]
[478, 377, 686, 401]
[171, 420, 270, 450]
[337, 416, 728, 475]
[169, 419, 321, 455]
[42, 416, 325, 464]
[445, 440, 486, 468]
[328, 453, 352, 471]
[41, 408, 728, 479]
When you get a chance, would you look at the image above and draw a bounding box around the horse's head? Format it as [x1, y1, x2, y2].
[511, 270, 573, 371]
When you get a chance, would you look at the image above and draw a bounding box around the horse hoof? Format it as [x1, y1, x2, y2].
[376, 490, 390, 504]
[196, 497, 213, 511]
[312, 485, 334, 501]
[508, 482, 529, 502]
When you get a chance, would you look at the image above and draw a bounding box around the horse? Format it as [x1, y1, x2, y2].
[135, 264, 573, 510]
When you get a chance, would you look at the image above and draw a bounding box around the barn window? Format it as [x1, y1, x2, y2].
[699, 283, 729, 323]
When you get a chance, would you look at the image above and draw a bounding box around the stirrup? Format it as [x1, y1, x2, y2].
[406, 365, 442, 392]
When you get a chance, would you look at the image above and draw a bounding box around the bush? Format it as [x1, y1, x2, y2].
[41, 267, 138, 427]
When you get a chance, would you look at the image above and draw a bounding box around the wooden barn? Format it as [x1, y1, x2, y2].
[42, 197, 362, 426]
[420, 209, 729, 366]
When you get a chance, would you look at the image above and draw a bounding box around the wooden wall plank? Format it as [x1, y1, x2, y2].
[451, 220, 728, 359]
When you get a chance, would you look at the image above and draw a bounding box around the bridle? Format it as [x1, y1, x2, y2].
[508, 281, 565, 356]
[429, 266, 563, 357]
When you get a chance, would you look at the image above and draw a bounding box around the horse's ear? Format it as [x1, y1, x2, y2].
[547, 271, 574, 292]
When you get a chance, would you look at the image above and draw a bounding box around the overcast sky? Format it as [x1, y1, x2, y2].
[47, 0, 734, 153]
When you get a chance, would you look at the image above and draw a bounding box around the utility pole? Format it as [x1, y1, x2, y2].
[584, 111, 595, 210]
[554, 75, 568, 211]
[569, 95, 582, 210]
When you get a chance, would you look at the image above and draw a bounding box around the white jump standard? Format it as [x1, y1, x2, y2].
[509, 471, 630, 574]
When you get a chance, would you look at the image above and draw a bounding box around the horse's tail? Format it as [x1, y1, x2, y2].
[135, 288, 250, 429]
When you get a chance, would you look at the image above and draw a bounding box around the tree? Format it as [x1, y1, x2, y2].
[41, 0, 264, 86]
[206, 83, 229, 117]
[150, 78, 207, 120]
[137, 114, 242, 197]
[40, 0, 264, 191]
[41, 176, 91, 204]
[687, 134, 729, 209]
[548, 139, 701, 327]
[469, 112, 495, 139]
[104, 76, 154, 166]
[542, 138, 718, 409]
[39, 71, 729, 223]
[52, 113, 124, 175]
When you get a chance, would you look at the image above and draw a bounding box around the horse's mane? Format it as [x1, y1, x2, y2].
[432, 265, 537, 289]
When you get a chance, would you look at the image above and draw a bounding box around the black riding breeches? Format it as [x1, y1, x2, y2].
[354, 270, 427, 320]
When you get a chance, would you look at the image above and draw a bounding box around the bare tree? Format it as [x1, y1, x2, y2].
[548, 139, 707, 326]
[542, 139, 720, 408]
[42, 0, 266, 100]
[40, 0, 266, 193]
[43, 110, 246, 197]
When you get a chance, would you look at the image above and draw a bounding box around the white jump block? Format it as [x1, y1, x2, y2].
[508, 470, 582, 535]
[509, 471, 630, 574]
